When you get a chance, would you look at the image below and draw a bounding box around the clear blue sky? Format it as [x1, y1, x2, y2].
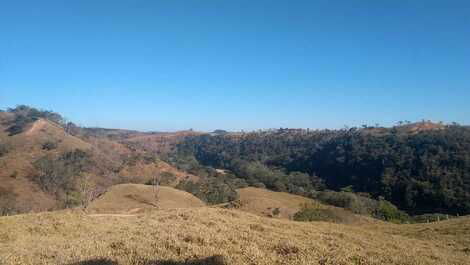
[1, 1, 469, 131]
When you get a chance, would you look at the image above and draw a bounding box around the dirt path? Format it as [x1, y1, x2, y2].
[26, 119, 47, 135]
[87, 214, 137, 217]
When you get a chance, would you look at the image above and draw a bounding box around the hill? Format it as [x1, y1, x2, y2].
[176, 123, 470, 215]
[230, 187, 374, 224]
[0, 208, 469, 265]
[233, 187, 317, 219]
[87, 184, 205, 214]
[0, 117, 95, 212]
[0, 107, 200, 215]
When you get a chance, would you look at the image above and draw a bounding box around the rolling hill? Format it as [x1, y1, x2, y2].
[0, 108, 201, 215]
[230, 187, 374, 224]
[0, 118, 95, 212]
[87, 184, 205, 214]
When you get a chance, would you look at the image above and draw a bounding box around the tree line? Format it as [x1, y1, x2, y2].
[175, 125, 470, 215]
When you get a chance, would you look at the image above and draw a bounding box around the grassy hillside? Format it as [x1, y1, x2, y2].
[0, 118, 95, 211]
[0, 208, 469, 265]
[232, 187, 374, 224]
[87, 184, 205, 214]
[0, 108, 201, 215]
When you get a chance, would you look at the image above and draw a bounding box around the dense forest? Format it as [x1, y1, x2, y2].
[174, 125, 470, 216]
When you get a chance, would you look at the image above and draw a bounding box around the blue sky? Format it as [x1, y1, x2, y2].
[1, 0, 469, 131]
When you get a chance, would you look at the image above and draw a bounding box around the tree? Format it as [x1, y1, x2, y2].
[0, 187, 17, 216]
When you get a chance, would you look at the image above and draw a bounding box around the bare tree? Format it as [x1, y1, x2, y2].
[152, 174, 161, 209]
[78, 175, 100, 208]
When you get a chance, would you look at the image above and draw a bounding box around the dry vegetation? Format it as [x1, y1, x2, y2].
[231, 188, 373, 224]
[0, 118, 94, 211]
[231, 187, 322, 219]
[2, 109, 469, 265]
[87, 184, 205, 214]
[0, 113, 200, 214]
[0, 207, 469, 265]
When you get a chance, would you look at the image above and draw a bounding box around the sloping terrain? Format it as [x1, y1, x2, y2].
[0, 110, 200, 214]
[87, 184, 205, 214]
[233, 188, 374, 224]
[122, 131, 204, 155]
[233, 187, 318, 219]
[0, 118, 95, 211]
[117, 160, 199, 185]
[0, 208, 469, 265]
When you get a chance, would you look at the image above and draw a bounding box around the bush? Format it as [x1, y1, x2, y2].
[6, 114, 34, 135]
[272, 207, 281, 216]
[375, 200, 410, 223]
[176, 177, 238, 204]
[4, 105, 66, 135]
[294, 205, 347, 223]
[252, 182, 266, 189]
[32, 149, 93, 195]
[313, 191, 378, 215]
[159, 172, 176, 185]
[0, 187, 18, 216]
[42, 140, 58, 150]
[313, 191, 410, 223]
[0, 143, 9, 157]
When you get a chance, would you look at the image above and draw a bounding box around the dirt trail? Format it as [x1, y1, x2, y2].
[87, 214, 137, 217]
[26, 119, 47, 135]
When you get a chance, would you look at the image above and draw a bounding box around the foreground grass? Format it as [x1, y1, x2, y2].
[0, 207, 469, 265]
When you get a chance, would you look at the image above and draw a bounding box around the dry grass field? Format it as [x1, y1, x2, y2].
[0, 207, 469, 265]
[87, 184, 205, 214]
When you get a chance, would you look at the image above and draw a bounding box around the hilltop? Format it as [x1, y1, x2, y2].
[87, 184, 205, 214]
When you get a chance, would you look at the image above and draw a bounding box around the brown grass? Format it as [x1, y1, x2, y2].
[235, 187, 319, 219]
[0, 118, 199, 212]
[118, 161, 199, 185]
[0, 119, 94, 211]
[0, 207, 469, 265]
[87, 184, 205, 214]
[234, 188, 374, 224]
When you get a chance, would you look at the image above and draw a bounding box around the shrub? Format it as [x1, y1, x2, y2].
[159, 172, 176, 185]
[176, 177, 238, 204]
[228, 177, 249, 189]
[272, 207, 281, 216]
[6, 114, 34, 135]
[313, 191, 378, 215]
[294, 207, 346, 223]
[42, 140, 58, 150]
[375, 200, 410, 223]
[0, 143, 9, 157]
[32, 149, 93, 196]
[252, 182, 266, 189]
[0, 187, 18, 216]
[313, 191, 410, 223]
